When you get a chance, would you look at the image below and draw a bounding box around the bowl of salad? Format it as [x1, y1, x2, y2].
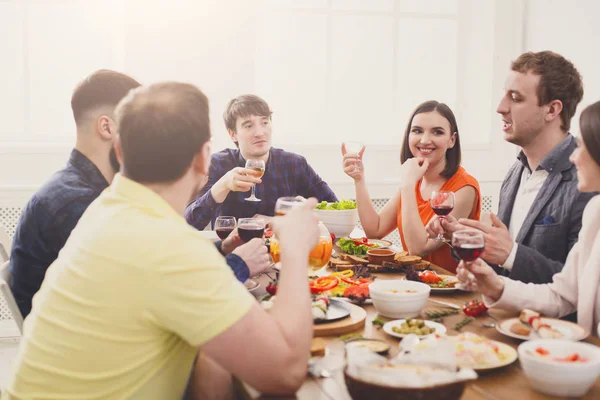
[314, 200, 359, 237]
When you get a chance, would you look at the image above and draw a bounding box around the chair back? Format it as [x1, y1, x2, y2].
[0, 261, 23, 335]
[0, 225, 11, 263]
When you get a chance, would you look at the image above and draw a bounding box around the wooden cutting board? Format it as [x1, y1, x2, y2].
[313, 303, 367, 337]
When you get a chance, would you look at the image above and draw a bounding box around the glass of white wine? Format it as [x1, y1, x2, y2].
[245, 159, 266, 202]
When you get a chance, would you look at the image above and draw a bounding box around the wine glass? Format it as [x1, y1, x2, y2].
[214, 216, 236, 240]
[308, 222, 333, 272]
[274, 196, 304, 216]
[452, 230, 485, 262]
[430, 190, 455, 241]
[245, 159, 266, 202]
[344, 141, 364, 173]
[237, 218, 265, 243]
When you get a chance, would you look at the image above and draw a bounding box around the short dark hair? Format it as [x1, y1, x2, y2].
[116, 82, 211, 184]
[71, 69, 140, 126]
[223, 94, 272, 133]
[580, 100, 600, 167]
[400, 100, 461, 179]
[511, 51, 584, 132]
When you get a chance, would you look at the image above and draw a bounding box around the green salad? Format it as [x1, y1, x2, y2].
[315, 200, 357, 210]
[338, 237, 380, 256]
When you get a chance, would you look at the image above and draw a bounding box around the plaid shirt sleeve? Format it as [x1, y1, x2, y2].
[214, 241, 250, 283]
[185, 154, 231, 230]
[298, 156, 338, 202]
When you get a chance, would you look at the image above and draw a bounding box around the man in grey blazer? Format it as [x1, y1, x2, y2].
[429, 51, 594, 284]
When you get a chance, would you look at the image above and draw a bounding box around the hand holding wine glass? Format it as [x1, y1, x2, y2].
[274, 196, 304, 216]
[453, 230, 485, 292]
[456, 258, 506, 302]
[245, 159, 265, 202]
[341, 142, 365, 180]
[430, 191, 455, 240]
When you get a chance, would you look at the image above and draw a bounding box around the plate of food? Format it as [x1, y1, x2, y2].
[497, 309, 589, 341]
[416, 271, 459, 293]
[336, 237, 392, 255]
[383, 318, 446, 339]
[313, 297, 351, 324]
[308, 270, 374, 305]
[345, 338, 390, 355]
[450, 333, 518, 371]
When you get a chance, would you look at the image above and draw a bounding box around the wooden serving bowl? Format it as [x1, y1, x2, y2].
[344, 369, 467, 400]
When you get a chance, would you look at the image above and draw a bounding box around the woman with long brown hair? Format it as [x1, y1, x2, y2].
[458, 100, 600, 336]
[342, 101, 481, 273]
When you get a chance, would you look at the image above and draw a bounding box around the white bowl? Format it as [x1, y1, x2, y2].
[369, 280, 430, 298]
[518, 339, 600, 397]
[314, 208, 359, 238]
[369, 280, 430, 319]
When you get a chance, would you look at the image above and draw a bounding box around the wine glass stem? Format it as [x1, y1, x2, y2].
[251, 185, 256, 199]
[435, 216, 445, 240]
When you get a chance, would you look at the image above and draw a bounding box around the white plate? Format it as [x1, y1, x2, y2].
[314, 298, 351, 324]
[497, 317, 589, 341]
[338, 297, 373, 305]
[244, 279, 260, 292]
[426, 275, 460, 293]
[454, 339, 518, 371]
[383, 319, 447, 339]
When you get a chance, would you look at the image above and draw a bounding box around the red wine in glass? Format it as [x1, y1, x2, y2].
[215, 227, 234, 240]
[238, 226, 265, 242]
[455, 243, 485, 262]
[432, 205, 453, 216]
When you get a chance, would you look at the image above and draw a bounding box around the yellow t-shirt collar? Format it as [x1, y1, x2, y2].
[110, 173, 185, 223]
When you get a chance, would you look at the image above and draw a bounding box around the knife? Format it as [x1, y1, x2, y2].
[428, 299, 462, 310]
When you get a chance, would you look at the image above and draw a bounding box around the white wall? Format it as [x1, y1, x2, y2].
[523, 0, 600, 135]
[7, 0, 593, 213]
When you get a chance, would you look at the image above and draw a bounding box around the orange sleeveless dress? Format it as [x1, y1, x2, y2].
[397, 166, 481, 273]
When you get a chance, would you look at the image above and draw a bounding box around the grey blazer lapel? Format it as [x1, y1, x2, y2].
[497, 163, 523, 227]
[514, 172, 563, 243]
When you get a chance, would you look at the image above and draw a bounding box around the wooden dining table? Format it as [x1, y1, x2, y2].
[238, 264, 600, 400]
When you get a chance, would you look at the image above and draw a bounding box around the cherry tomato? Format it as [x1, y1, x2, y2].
[330, 233, 336, 242]
[462, 300, 488, 317]
[266, 282, 277, 295]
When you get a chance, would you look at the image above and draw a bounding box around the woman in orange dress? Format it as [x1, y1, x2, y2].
[341, 100, 480, 273]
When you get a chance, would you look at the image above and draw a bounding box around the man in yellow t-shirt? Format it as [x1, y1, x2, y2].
[2, 83, 319, 399]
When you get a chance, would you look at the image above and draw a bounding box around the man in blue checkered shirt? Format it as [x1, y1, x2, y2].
[186, 94, 338, 230]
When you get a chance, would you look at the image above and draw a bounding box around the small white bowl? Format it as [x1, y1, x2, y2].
[314, 208, 359, 238]
[518, 339, 600, 397]
[369, 280, 430, 319]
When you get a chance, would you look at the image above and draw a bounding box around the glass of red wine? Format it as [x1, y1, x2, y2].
[214, 216, 236, 240]
[430, 190, 455, 241]
[452, 230, 485, 262]
[237, 218, 266, 243]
